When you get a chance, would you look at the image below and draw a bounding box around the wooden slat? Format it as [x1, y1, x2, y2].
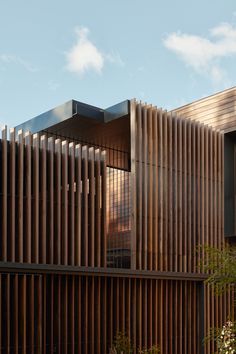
[183, 119, 187, 272]
[201, 125, 205, 266]
[84, 278, 88, 354]
[29, 275, 35, 353]
[88, 147, 95, 267]
[158, 110, 163, 271]
[163, 110, 168, 271]
[50, 277, 54, 353]
[1, 126, 7, 261]
[173, 114, 178, 272]
[197, 123, 201, 271]
[6, 274, 10, 354]
[115, 278, 119, 333]
[82, 146, 88, 267]
[40, 135, 47, 264]
[13, 275, 18, 354]
[143, 279, 148, 349]
[169, 280, 173, 354]
[147, 280, 152, 348]
[56, 276, 61, 354]
[137, 102, 142, 270]
[101, 150, 107, 267]
[77, 277, 82, 354]
[62, 141, 68, 265]
[130, 99, 137, 270]
[174, 281, 178, 353]
[147, 107, 153, 271]
[69, 142, 75, 266]
[75, 144, 82, 266]
[55, 139, 62, 265]
[137, 279, 142, 349]
[37, 276, 43, 354]
[90, 277, 95, 354]
[62, 276, 68, 354]
[101, 277, 107, 354]
[153, 108, 158, 271]
[9, 128, 16, 262]
[43, 276, 47, 353]
[33, 133, 39, 264]
[142, 105, 148, 270]
[20, 275, 26, 354]
[70, 276, 75, 354]
[209, 127, 213, 258]
[131, 279, 136, 349]
[95, 277, 101, 354]
[24, 131, 31, 263]
[48, 137, 54, 264]
[17, 130, 24, 263]
[192, 122, 196, 272]
[168, 113, 173, 271]
[95, 149, 101, 267]
[187, 121, 192, 272]
[159, 280, 163, 352]
[178, 118, 183, 272]
[108, 278, 113, 348]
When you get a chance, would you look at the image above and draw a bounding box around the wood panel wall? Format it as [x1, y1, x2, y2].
[130, 100, 224, 273]
[129, 100, 234, 353]
[172, 87, 236, 133]
[0, 112, 232, 354]
[0, 127, 107, 267]
[0, 273, 231, 354]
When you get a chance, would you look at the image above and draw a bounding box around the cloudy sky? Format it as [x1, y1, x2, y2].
[1, 0, 236, 127]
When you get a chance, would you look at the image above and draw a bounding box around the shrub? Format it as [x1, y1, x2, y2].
[109, 332, 160, 354]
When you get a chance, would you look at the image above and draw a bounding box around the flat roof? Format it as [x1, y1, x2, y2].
[15, 99, 130, 134]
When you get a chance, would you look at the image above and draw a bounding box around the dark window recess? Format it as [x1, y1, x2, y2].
[224, 132, 236, 238]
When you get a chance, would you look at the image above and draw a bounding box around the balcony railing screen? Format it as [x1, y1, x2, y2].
[107, 167, 131, 268]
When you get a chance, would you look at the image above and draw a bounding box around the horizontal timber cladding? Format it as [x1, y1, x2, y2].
[130, 100, 224, 273]
[0, 127, 107, 267]
[0, 273, 232, 354]
[172, 87, 236, 132]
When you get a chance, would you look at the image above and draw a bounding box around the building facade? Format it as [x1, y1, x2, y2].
[0, 88, 234, 353]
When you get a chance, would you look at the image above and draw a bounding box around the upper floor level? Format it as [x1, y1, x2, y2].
[0, 88, 235, 273]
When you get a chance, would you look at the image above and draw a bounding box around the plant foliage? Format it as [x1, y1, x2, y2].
[109, 332, 160, 354]
[200, 245, 236, 352]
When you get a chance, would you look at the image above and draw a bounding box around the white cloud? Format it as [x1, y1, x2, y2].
[163, 22, 236, 85]
[65, 26, 124, 75]
[0, 54, 38, 72]
[66, 27, 104, 75]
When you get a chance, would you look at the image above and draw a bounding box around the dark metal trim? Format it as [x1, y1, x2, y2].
[0, 262, 207, 281]
[14, 99, 130, 134]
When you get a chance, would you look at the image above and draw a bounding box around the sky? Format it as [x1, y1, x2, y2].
[1, 0, 236, 128]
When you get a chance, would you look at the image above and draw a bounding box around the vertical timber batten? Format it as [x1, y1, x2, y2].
[0, 87, 233, 354]
[130, 99, 137, 270]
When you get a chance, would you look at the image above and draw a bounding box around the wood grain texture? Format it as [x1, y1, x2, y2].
[0, 101, 232, 354]
[0, 130, 106, 268]
[173, 87, 236, 132]
[131, 102, 224, 274]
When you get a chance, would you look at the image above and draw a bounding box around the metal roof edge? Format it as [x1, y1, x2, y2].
[14, 99, 130, 134]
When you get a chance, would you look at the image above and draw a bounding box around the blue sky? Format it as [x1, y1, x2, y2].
[1, 0, 236, 128]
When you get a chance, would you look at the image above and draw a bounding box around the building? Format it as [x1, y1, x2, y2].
[0, 87, 234, 354]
